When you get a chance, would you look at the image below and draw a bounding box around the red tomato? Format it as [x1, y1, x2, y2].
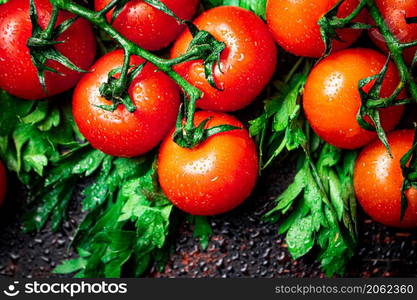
[171, 6, 277, 112]
[266, 0, 367, 58]
[303, 48, 404, 149]
[94, 0, 199, 51]
[0, 161, 6, 207]
[0, 0, 96, 100]
[369, 0, 417, 65]
[158, 111, 259, 215]
[354, 130, 417, 228]
[73, 50, 180, 157]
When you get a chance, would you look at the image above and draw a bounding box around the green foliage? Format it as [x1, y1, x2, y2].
[55, 159, 173, 277]
[0, 91, 173, 277]
[0, 91, 88, 231]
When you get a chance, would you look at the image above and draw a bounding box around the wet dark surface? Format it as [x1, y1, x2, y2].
[1, 160, 416, 278]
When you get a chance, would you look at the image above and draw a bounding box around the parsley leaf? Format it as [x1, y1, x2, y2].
[54, 157, 173, 277]
[188, 215, 213, 250]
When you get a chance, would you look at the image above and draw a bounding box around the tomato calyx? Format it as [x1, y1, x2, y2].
[356, 55, 410, 155]
[27, 0, 87, 93]
[318, 0, 370, 57]
[172, 105, 241, 149]
[184, 23, 226, 91]
[97, 60, 146, 113]
[400, 127, 417, 220]
[141, 0, 226, 90]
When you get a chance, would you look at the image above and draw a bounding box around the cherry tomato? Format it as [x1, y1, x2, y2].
[266, 0, 367, 58]
[354, 130, 417, 228]
[171, 6, 277, 112]
[94, 0, 199, 51]
[158, 111, 259, 215]
[0, 0, 96, 100]
[0, 161, 6, 207]
[73, 50, 180, 157]
[303, 48, 404, 149]
[369, 0, 417, 65]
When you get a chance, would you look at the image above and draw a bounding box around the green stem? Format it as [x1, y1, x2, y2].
[97, 0, 118, 17]
[330, 0, 367, 27]
[114, 50, 131, 97]
[52, 0, 202, 103]
[399, 40, 417, 49]
[366, 0, 417, 101]
[52, 0, 206, 147]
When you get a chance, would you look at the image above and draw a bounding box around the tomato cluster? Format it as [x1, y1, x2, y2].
[1, 0, 417, 227]
[266, 0, 416, 228]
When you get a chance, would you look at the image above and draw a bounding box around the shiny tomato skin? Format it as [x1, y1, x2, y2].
[171, 6, 277, 112]
[158, 111, 259, 216]
[266, 0, 367, 58]
[94, 0, 199, 51]
[73, 50, 180, 157]
[303, 48, 404, 149]
[0, 161, 6, 207]
[354, 130, 417, 228]
[369, 0, 417, 65]
[0, 0, 96, 100]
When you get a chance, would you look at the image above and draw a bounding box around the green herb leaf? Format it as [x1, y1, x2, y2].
[56, 157, 173, 278]
[188, 216, 213, 250]
[286, 215, 314, 259]
[249, 60, 311, 169]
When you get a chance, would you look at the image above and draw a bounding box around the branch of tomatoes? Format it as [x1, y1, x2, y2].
[49, 0, 237, 149]
[319, 0, 417, 155]
[320, 0, 417, 104]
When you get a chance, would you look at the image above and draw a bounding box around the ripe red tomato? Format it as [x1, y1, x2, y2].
[369, 0, 417, 65]
[94, 0, 199, 51]
[171, 6, 277, 112]
[266, 0, 367, 58]
[73, 50, 180, 157]
[158, 111, 259, 215]
[0, 0, 96, 100]
[0, 160, 6, 207]
[303, 48, 404, 149]
[354, 130, 417, 228]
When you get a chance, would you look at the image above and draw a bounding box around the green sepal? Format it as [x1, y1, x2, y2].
[28, 0, 87, 94]
[172, 105, 241, 149]
[186, 23, 226, 90]
[318, 0, 348, 57]
[318, 0, 369, 57]
[356, 55, 393, 155]
[143, 0, 183, 23]
[143, 0, 226, 90]
[98, 63, 146, 113]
